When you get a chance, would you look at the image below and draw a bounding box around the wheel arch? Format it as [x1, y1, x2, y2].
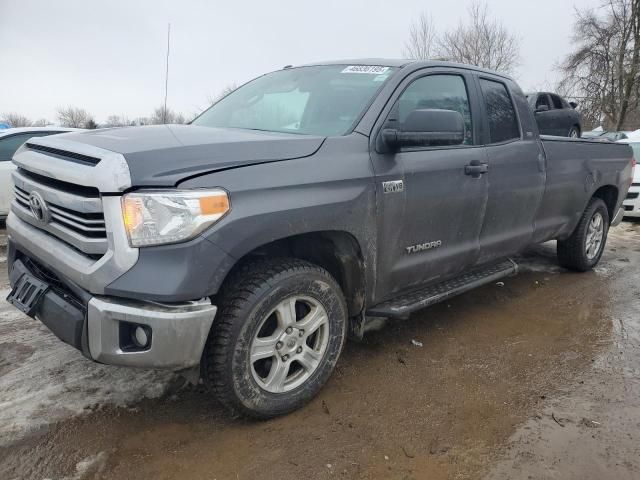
[215, 230, 367, 317]
[592, 184, 618, 223]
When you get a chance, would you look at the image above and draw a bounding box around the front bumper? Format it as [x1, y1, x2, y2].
[87, 296, 216, 368]
[7, 250, 217, 369]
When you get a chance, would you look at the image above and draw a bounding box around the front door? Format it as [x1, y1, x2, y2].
[370, 70, 489, 301]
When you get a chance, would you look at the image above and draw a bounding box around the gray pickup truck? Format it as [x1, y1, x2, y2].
[5, 59, 634, 418]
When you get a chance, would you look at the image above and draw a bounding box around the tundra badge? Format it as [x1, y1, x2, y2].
[406, 240, 442, 254]
[383, 180, 404, 194]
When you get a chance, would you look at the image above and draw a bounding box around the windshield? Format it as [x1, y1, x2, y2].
[193, 65, 397, 136]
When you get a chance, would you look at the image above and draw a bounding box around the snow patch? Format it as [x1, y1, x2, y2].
[0, 296, 177, 447]
[44, 452, 108, 480]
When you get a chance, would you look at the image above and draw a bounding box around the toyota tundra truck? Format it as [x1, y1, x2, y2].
[5, 60, 634, 418]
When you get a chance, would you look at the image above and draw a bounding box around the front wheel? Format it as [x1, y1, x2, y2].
[201, 258, 347, 418]
[557, 198, 609, 271]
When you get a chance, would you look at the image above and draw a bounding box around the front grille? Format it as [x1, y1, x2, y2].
[633, 182, 640, 187]
[25, 142, 101, 166]
[627, 191, 639, 199]
[625, 205, 633, 211]
[11, 169, 108, 256]
[14, 186, 106, 238]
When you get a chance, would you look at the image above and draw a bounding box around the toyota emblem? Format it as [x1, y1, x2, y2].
[28, 191, 50, 224]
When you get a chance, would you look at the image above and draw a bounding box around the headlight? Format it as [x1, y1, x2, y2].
[122, 189, 230, 247]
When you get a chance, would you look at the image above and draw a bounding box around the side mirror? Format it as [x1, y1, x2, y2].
[535, 105, 550, 113]
[382, 109, 465, 151]
[569, 101, 578, 109]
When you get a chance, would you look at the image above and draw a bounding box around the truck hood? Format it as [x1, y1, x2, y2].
[60, 125, 326, 186]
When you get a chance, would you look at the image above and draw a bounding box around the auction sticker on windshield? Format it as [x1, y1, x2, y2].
[342, 65, 389, 74]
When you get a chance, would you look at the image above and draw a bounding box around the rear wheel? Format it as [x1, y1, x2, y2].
[201, 258, 347, 418]
[557, 198, 609, 271]
[568, 126, 580, 138]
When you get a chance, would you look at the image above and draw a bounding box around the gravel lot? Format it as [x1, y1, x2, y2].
[0, 223, 639, 479]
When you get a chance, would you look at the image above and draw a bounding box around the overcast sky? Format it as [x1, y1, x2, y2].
[0, 0, 602, 124]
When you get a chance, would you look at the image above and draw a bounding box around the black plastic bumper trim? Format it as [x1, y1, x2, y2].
[8, 252, 92, 358]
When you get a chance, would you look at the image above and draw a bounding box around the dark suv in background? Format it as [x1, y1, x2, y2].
[527, 92, 582, 137]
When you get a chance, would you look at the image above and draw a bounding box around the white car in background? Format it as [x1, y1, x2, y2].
[618, 139, 640, 218]
[0, 127, 80, 221]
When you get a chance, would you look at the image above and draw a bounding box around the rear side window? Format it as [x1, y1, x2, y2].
[535, 94, 551, 109]
[479, 79, 520, 144]
[550, 94, 564, 109]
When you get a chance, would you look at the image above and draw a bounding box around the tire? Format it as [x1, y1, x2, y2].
[201, 257, 347, 418]
[568, 126, 580, 138]
[557, 198, 609, 271]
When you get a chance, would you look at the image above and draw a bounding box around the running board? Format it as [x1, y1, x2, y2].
[366, 259, 518, 320]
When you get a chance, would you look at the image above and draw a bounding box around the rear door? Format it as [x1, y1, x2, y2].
[549, 94, 569, 136]
[370, 69, 489, 300]
[475, 77, 546, 263]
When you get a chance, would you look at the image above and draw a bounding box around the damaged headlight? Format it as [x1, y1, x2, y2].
[121, 189, 230, 247]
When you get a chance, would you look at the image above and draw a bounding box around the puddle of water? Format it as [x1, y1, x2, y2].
[487, 224, 640, 479]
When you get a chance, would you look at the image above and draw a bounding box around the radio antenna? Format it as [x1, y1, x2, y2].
[163, 23, 171, 122]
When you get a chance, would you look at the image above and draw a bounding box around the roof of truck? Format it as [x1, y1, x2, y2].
[298, 58, 514, 80]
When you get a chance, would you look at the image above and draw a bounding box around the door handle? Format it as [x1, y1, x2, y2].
[464, 160, 489, 178]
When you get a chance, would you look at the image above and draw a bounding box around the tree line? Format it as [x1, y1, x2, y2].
[1, 105, 193, 129]
[404, 0, 640, 131]
[0, 83, 244, 129]
[4, 1, 640, 132]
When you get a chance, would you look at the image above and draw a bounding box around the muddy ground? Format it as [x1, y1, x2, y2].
[0, 223, 639, 480]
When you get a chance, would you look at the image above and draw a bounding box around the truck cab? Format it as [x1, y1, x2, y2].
[5, 60, 633, 418]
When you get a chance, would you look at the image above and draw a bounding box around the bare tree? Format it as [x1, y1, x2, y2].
[437, 1, 521, 74]
[133, 117, 151, 126]
[1, 112, 32, 127]
[207, 83, 239, 105]
[104, 115, 133, 127]
[149, 105, 187, 125]
[31, 118, 51, 127]
[559, 0, 640, 130]
[403, 12, 437, 60]
[56, 106, 94, 128]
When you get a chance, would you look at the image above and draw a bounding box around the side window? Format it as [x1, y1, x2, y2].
[0, 132, 56, 162]
[479, 79, 520, 144]
[535, 94, 551, 109]
[550, 94, 564, 109]
[396, 74, 473, 145]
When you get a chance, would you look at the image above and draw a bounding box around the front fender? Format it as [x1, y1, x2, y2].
[107, 135, 377, 303]
[183, 135, 377, 294]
